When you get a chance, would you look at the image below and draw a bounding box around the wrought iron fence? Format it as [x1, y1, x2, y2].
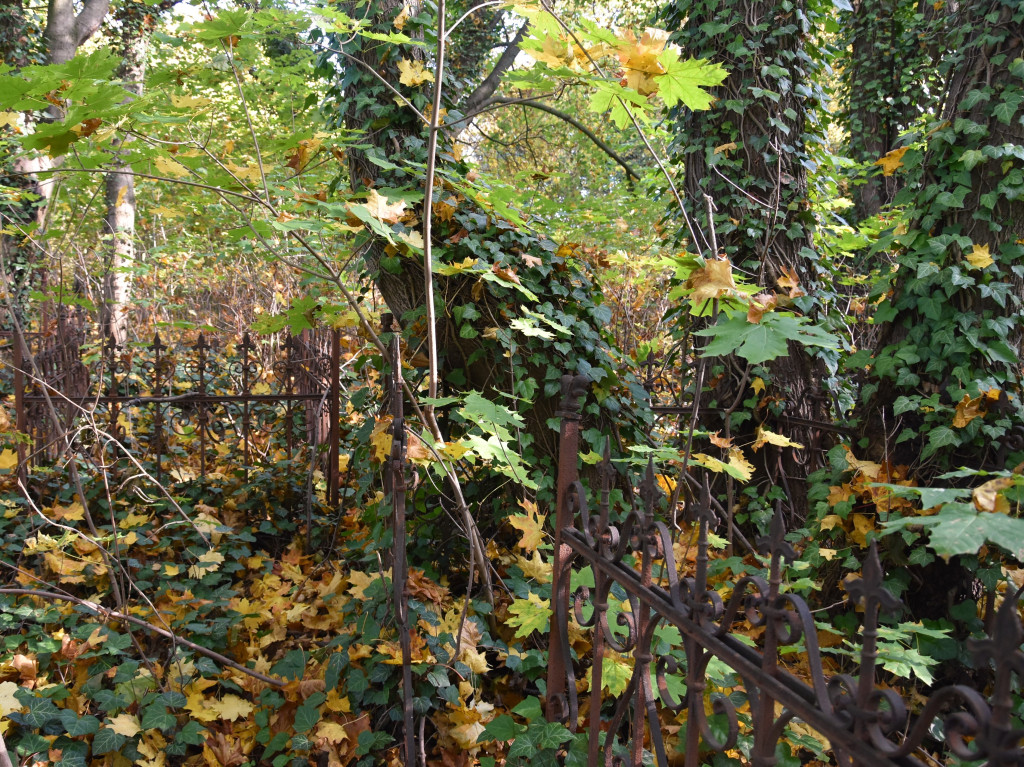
[8, 324, 346, 504]
[546, 375, 1024, 767]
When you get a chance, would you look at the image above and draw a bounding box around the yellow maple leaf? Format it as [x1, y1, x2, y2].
[151, 205, 185, 218]
[874, 146, 909, 176]
[515, 550, 551, 583]
[316, 719, 350, 744]
[708, 431, 733, 448]
[727, 448, 754, 482]
[459, 646, 490, 675]
[440, 440, 471, 460]
[393, 4, 410, 30]
[324, 689, 351, 713]
[751, 427, 805, 451]
[397, 58, 434, 86]
[369, 416, 393, 463]
[364, 189, 406, 224]
[51, 501, 85, 521]
[170, 95, 212, 109]
[849, 513, 875, 547]
[398, 229, 424, 250]
[618, 28, 669, 95]
[965, 242, 994, 269]
[819, 514, 844, 531]
[208, 694, 255, 721]
[188, 549, 224, 579]
[0, 449, 18, 470]
[107, 713, 142, 737]
[750, 377, 766, 396]
[154, 156, 190, 179]
[827, 484, 855, 506]
[526, 30, 574, 67]
[0, 681, 20, 718]
[508, 499, 546, 552]
[347, 568, 390, 600]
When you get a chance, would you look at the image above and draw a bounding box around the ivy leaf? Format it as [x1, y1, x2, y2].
[506, 593, 551, 638]
[654, 52, 728, 111]
[92, 727, 128, 755]
[477, 714, 525, 743]
[59, 709, 100, 736]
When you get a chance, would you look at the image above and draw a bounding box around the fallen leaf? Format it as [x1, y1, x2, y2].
[685, 258, 737, 304]
[393, 4, 410, 30]
[973, 476, 1014, 514]
[397, 58, 434, 86]
[752, 427, 804, 451]
[508, 500, 546, 552]
[952, 394, 986, 427]
[107, 713, 142, 737]
[746, 292, 777, 324]
[965, 242, 993, 269]
[874, 146, 909, 176]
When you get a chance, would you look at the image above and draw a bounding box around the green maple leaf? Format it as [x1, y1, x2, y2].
[655, 52, 728, 111]
[506, 593, 551, 638]
[695, 312, 838, 364]
[589, 81, 649, 129]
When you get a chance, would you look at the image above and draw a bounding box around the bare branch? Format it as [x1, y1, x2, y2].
[461, 21, 529, 116]
[474, 96, 641, 181]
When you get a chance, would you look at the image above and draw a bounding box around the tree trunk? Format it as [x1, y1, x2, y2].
[857, 0, 1024, 473]
[664, 0, 830, 519]
[841, 0, 944, 222]
[102, 2, 156, 344]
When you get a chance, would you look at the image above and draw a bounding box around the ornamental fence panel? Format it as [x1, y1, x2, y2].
[544, 375, 1024, 767]
[6, 320, 345, 505]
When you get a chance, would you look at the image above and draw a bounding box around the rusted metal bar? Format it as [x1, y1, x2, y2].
[13, 330, 26, 484]
[240, 332, 253, 485]
[328, 328, 340, 508]
[22, 393, 329, 405]
[150, 333, 165, 488]
[546, 372, 590, 724]
[195, 333, 209, 479]
[384, 319, 416, 764]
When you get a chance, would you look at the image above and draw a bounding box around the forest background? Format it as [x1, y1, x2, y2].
[0, 0, 1022, 764]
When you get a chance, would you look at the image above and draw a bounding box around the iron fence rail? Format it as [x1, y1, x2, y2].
[7, 324, 344, 504]
[547, 374, 1024, 767]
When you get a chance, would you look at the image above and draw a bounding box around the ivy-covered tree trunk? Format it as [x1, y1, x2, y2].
[326, 1, 643, 469]
[857, 0, 1024, 473]
[839, 0, 943, 221]
[664, 0, 830, 518]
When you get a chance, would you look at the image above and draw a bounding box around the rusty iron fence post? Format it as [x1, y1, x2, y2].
[194, 334, 210, 479]
[150, 333, 166, 488]
[382, 316, 416, 764]
[328, 328, 340, 507]
[239, 332, 255, 484]
[13, 330, 26, 485]
[546, 372, 590, 724]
